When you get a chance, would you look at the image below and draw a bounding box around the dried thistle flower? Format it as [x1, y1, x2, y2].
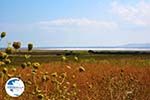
[60, 72, 67, 78]
[62, 55, 67, 61]
[66, 82, 70, 85]
[37, 93, 44, 99]
[72, 83, 77, 88]
[72, 75, 75, 79]
[79, 66, 85, 72]
[21, 62, 27, 69]
[51, 72, 58, 77]
[12, 68, 16, 72]
[7, 74, 13, 78]
[74, 56, 78, 61]
[12, 41, 21, 50]
[27, 61, 31, 66]
[2, 67, 8, 74]
[32, 62, 40, 69]
[0, 61, 5, 66]
[28, 43, 33, 51]
[66, 65, 71, 69]
[27, 80, 32, 85]
[4, 59, 11, 64]
[0, 51, 8, 59]
[42, 75, 49, 82]
[1, 32, 6, 38]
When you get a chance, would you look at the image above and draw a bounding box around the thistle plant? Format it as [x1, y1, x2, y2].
[0, 31, 82, 99]
[23, 43, 33, 68]
[0, 32, 10, 93]
[49, 72, 79, 100]
[5, 42, 14, 54]
[0, 33, 11, 66]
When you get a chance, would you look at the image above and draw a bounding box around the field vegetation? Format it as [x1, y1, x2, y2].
[0, 32, 150, 100]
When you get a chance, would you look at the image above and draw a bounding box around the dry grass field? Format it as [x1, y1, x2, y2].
[0, 53, 150, 100]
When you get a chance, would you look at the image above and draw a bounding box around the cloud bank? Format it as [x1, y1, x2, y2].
[37, 18, 118, 33]
[111, 0, 150, 26]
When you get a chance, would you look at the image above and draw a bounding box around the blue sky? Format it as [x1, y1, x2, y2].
[0, 0, 150, 47]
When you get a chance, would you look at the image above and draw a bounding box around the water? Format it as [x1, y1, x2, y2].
[36, 47, 150, 51]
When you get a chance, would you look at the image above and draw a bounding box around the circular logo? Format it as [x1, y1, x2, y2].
[5, 77, 25, 97]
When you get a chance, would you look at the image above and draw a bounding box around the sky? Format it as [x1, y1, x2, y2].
[0, 0, 150, 47]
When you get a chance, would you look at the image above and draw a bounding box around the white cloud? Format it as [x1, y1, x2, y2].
[111, 0, 150, 26]
[0, 18, 118, 34]
[37, 18, 118, 33]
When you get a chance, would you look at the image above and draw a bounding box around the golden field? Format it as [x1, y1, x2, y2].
[0, 52, 150, 100]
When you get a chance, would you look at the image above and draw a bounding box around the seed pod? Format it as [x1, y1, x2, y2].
[36, 87, 42, 93]
[12, 68, 16, 72]
[42, 75, 49, 82]
[2, 67, 8, 74]
[66, 65, 71, 69]
[74, 56, 78, 61]
[27, 61, 31, 66]
[32, 69, 37, 75]
[63, 86, 67, 89]
[62, 56, 67, 61]
[45, 72, 48, 75]
[21, 63, 27, 69]
[72, 83, 77, 88]
[27, 80, 32, 85]
[72, 75, 75, 79]
[60, 72, 67, 78]
[28, 43, 33, 51]
[4, 59, 11, 64]
[0, 52, 8, 59]
[60, 95, 65, 99]
[66, 92, 71, 96]
[32, 91, 36, 95]
[0, 61, 5, 66]
[51, 72, 58, 77]
[7, 74, 13, 78]
[32, 62, 40, 69]
[66, 82, 70, 85]
[1, 32, 6, 38]
[37, 94, 44, 99]
[12, 42, 21, 50]
[79, 66, 85, 72]
[5, 47, 14, 54]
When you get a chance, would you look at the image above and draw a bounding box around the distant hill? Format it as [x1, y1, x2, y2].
[118, 43, 150, 48]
